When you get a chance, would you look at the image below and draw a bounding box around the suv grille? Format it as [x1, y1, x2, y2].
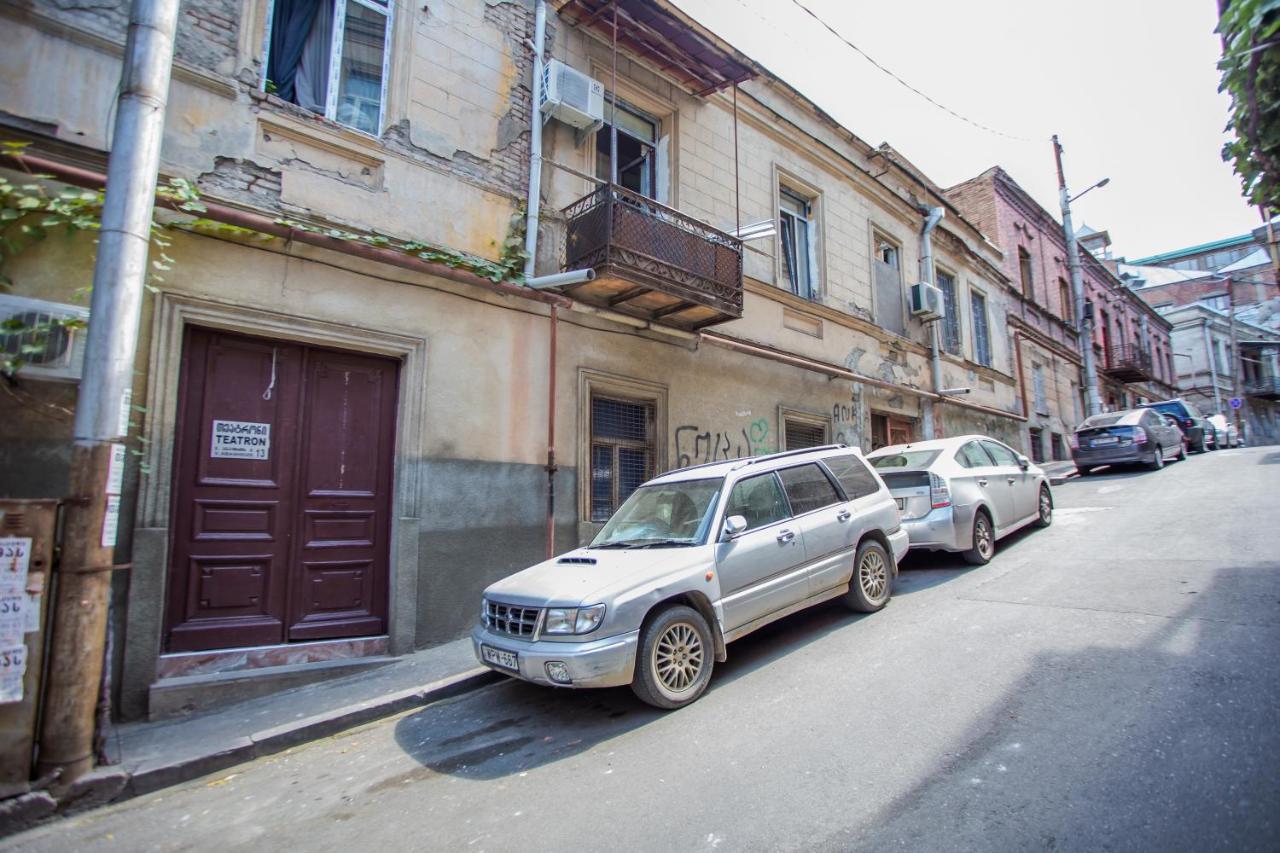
[484, 600, 543, 639]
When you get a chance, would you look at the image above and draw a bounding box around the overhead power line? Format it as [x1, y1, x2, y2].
[786, 0, 1036, 143]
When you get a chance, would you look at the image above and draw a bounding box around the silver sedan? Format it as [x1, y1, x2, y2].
[867, 435, 1053, 565]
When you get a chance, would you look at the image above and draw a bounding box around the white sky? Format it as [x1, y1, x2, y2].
[673, 0, 1262, 260]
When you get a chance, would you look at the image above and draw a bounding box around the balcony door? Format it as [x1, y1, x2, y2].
[596, 99, 659, 199]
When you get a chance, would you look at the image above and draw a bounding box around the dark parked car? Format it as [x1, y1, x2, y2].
[1138, 398, 1212, 452]
[1072, 408, 1186, 473]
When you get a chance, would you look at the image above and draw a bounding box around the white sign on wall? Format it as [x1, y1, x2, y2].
[211, 420, 272, 460]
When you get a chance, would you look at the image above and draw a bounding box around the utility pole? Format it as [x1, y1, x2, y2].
[37, 0, 179, 786]
[1225, 274, 1247, 442]
[1053, 136, 1102, 417]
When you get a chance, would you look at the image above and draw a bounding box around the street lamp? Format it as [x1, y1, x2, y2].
[1053, 135, 1107, 418]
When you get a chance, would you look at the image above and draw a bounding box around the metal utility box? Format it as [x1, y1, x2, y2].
[0, 500, 58, 796]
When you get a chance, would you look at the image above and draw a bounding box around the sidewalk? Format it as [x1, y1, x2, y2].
[1041, 460, 1078, 485]
[9, 637, 497, 827]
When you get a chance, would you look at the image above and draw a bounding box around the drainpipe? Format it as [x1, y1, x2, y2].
[920, 206, 944, 438]
[37, 0, 180, 787]
[522, 0, 547, 282]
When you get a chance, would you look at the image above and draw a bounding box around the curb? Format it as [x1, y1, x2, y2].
[2, 667, 500, 836]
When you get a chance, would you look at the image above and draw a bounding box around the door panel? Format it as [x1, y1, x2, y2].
[715, 472, 805, 631]
[288, 349, 398, 640]
[166, 328, 398, 652]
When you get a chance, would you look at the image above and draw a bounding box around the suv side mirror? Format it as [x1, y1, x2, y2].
[1017, 455, 1031, 470]
[722, 515, 748, 539]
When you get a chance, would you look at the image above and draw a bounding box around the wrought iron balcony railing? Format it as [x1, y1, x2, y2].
[1100, 344, 1154, 383]
[1244, 376, 1280, 399]
[560, 183, 743, 330]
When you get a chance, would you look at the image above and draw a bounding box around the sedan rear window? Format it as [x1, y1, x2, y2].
[869, 450, 941, 470]
[1079, 413, 1126, 428]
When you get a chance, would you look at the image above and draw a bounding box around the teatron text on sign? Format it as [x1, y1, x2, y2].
[211, 420, 272, 460]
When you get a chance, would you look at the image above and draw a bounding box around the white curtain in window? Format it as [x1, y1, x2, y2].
[294, 0, 334, 114]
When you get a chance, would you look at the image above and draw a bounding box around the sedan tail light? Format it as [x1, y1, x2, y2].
[1134, 427, 1148, 444]
[1069, 433, 1079, 450]
[929, 472, 951, 509]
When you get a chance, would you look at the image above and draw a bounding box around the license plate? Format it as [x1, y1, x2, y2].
[481, 645, 518, 672]
[1091, 436, 1119, 446]
[895, 498, 906, 510]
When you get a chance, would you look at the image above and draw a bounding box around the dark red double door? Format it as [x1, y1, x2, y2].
[166, 328, 399, 652]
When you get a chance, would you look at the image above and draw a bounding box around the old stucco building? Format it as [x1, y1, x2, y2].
[0, 0, 1024, 719]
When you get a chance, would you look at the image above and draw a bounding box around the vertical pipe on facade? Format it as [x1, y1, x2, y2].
[546, 305, 558, 559]
[38, 0, 180, 785]
[920, 207, 944, 438]
[733, 82, 740, 236]
[522, 0, 547, 282]
[609, 1, 618, 185]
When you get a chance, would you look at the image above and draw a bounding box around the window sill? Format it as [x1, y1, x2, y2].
[251, 90, 385, 149]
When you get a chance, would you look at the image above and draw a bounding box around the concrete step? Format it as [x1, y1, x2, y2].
[148, 656, 397, 721]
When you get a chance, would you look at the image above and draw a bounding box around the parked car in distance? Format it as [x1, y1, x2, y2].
[1072, 408, 1185, 474]
[1138, 398, 1212, 452]
[866, 436, 1052, 566]
[473, 445, 908, 709]
[1207, 413, 1238, 448]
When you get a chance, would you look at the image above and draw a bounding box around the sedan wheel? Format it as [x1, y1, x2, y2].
[963, 511, 995, 565]
[1033, 486, 1053, 528]
[1146, 447, 1164, 471]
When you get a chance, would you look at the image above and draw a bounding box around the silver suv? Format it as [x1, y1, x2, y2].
[472, 445, 908, 709]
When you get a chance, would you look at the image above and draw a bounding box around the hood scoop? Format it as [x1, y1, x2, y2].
[557, 556, 598, 565]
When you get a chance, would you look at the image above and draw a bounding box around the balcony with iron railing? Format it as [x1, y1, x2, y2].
[1100, 343, 1154, 383]
[1244, 376, 1280, 399]
[558, 184, 744, 330]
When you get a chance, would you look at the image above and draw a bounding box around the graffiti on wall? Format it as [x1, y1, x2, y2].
[675, 418, 772, 467]
[832, 390, 865, 450]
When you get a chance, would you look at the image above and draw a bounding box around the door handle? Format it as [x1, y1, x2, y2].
[836, 510, 852, 522]
[977, 478, 988, 487]
[777, 529, 795, 544]
[1007, 476, 1016, 484]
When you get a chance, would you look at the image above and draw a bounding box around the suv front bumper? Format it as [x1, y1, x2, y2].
[471, 625, 640, 689]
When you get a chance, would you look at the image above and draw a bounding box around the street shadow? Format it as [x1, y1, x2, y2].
[1260, 451, 1280, 465]
[819, 566, 1280, 851]
[388, 597, 860, 782]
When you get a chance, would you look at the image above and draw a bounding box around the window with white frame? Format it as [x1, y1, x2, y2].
[778, 187, 818, 300]
[596, 99, 659, 198]
[265, 0, 392, 136]
[873, 232, 905, 336]
[970, 289, 992, 367]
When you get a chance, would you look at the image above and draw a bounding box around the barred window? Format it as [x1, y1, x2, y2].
[590, 396, 655, 522]
[784, 418, 826, 450]
[971, 290, 992, 367]
[937, 269, 961, 355]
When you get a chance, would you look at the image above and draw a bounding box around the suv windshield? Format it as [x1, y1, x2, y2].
[590, 478, 724, 548]
[869, 450, 941, 470]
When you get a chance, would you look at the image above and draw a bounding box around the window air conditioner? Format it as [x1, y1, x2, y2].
[909, 282, 945, 321]
[0, 294, 90, 382]
[540, 59, 605, 130]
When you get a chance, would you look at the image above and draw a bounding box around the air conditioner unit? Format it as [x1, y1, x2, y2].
[0, 294, 90, 382]
[540, 59, 605, 130]
[909, 282, 945, 321]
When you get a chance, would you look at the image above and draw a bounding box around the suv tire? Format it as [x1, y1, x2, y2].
[631, 605, 714, 710]
[963, 510, 995, 565]
[843, 539, 892, 613]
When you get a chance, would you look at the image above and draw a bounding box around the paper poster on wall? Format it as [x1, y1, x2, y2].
[24, 593, 40, 634]
[0, 537, 30, 596]
[0, 593, 25, 642]
[106, 442, 126, 496]
[0, 643, 27, 704]
[101, 495, 121, 549]
[211, 420, 271, 460]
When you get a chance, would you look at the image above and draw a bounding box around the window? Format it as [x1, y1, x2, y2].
[783, 417, 827, 450]
[937, 269, 961, 355]
[873, 234, 905, 336]
[981, 440, 1020, 467]
[1027, 427, 1045, 463]
[777, 464, 841, 515]
[266, 0, 393, 136]
[1032, 363, 1048, 415]
[1018, 247, 1035, 300]
[970, 290, 992, 367]
[1058, 278, 1072, 322]
[824, 453, 881, 499]
[1201, 294, 1229, 311]
[956, 442, 992, 469]
[590, 396, 655, 522]
[596, 100, 658, 198]
[723, 473, 790, 532]
[1051, 432, 1066, 461]
[778, 188, 817, 299]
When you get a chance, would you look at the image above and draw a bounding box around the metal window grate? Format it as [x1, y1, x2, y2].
[784, 419, 826, 450]
[590, 396, 654, 522]
[484, 600, 543, 640]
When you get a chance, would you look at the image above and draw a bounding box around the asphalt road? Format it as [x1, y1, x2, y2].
[9, 446, 1280, 852]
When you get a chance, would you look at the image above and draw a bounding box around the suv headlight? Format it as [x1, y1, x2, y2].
[543, 604, 606, 635]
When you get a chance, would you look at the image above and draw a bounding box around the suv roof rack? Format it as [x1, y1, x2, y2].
[729, 444, 848, 472]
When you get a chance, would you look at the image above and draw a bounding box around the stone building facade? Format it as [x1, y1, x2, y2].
[0, 0, 1023, 719]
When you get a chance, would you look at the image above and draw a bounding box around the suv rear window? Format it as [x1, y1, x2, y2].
[777, 464, 841, 515]
[823, 453, 882, 499]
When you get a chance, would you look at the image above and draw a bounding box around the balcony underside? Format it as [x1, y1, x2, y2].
[1101, 364, 1155, 383]
[1245, 380, 1280, 400]
[565, 255, 740, 330]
